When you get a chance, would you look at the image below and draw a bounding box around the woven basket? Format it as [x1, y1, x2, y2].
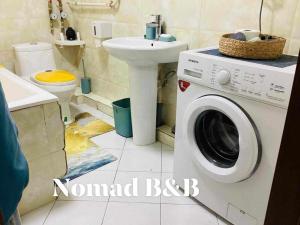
[219, 33, 286, 60]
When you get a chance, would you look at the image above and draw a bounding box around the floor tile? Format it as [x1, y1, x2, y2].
[118, 145, 161, 172]
[110, 171, 161, 203]
[97, 149, 123, 171]
[59, 170, 115, 202]
[161, 173, 198, 205]
[162, 144, 174, 173]
[102, 202, 160, 225]
[161, 204, 218, 225]
[218, 217, 231, 225]
[71, 103, 114, 126]
[22, 202, 55, 225]
[91, 131, 126, 149]
[44, 201, 106, 225]
[124, 138, 162, 151]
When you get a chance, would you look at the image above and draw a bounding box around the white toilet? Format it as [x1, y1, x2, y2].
[14, 42, 77, 124]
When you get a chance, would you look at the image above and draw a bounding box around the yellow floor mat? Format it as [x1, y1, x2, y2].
[63, 112, 116, 181]
[65, 112, 114, 156]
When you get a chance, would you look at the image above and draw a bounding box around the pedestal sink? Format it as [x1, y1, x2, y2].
[103, 37, 187, 145]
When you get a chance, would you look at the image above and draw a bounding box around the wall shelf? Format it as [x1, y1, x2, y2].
[55, 40, 85, 48]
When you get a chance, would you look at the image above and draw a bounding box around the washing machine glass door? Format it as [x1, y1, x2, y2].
[183, 95, 261, 183]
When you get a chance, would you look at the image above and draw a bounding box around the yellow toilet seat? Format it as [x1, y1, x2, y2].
[33, 70, 77, 86]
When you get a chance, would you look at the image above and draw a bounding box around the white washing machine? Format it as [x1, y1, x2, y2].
[174, 48, 298, 225]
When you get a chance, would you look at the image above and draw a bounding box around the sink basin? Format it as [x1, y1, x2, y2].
[103, 37, 188, 145]
[103, 37, 187, 65]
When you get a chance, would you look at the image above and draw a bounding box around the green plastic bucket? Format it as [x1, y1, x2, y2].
[112, 98, 133, 138]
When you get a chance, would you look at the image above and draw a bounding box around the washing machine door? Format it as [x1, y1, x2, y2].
[183, 95, 261, 183]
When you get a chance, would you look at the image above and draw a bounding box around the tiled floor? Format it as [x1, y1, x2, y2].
[22, 104, 229, 225]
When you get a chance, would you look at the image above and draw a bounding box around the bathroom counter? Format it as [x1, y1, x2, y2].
[0, 67, 58, 111]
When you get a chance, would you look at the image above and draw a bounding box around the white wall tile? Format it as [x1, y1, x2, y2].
[1, 0, 300, 132]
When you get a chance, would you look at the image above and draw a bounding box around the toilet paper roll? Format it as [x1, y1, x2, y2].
[236, 29, 260, 41]
[248, 37, 261, 42]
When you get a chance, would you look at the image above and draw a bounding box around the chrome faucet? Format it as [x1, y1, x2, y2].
[151, 14, 162, 40]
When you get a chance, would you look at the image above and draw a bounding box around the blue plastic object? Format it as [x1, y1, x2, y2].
[112, 98, 133, 138]
[159, 34, 177, 42]
[81, 78, 91, 94]
[145, 23, 157, 40]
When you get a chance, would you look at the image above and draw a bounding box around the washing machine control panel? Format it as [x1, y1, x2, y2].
[178, 51, 296, 108]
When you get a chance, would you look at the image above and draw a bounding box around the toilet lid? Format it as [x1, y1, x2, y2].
[32, 70, 77, 86]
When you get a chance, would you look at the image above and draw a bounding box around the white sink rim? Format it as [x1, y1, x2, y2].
[103, 36, 187, 51]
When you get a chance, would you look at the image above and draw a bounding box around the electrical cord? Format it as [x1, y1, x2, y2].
[161, 70, 176, 87]
[259, 0, 264, 36]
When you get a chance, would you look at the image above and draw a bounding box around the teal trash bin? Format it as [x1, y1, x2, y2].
[112, 98, 133, 138]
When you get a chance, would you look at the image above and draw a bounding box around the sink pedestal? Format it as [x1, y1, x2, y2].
[129, 64, 158, 145]
[102, 37, 187, 145]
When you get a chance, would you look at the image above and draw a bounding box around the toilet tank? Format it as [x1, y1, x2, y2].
[14, 42, 56, 78]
